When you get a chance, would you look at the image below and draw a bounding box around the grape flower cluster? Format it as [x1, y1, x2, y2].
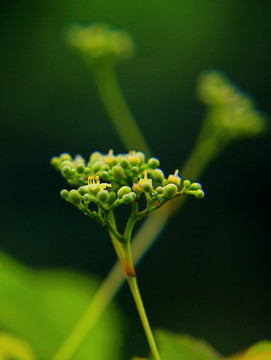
[51, 150, 204, 229]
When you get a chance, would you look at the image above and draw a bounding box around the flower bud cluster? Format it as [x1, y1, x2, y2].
[197, 70, 266, 139]
[65, 23, 135, 66]
[60, 176, 137, 211]
[52, 150, 204, 219]
[136, 169, 204, 207]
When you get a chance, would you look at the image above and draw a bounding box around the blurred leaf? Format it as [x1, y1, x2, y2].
[152, 329, 221, 360]
[0, 252, 123, 360]
[227, 341, 271, 359]
[0, 332, 36, 360]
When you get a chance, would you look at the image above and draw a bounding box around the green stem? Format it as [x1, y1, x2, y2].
[126, 276, 160, 360]
[93, 64, 151, 157]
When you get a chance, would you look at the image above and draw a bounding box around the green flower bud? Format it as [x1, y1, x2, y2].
[59, 153, 72, 161]
[76, 163, 85, 173]
[142, 182, 153, 193]
[69, 189, 83, 204]
[147, 157, 160, 169]
[164, 184, 178, 198]
[189, 182, 202, 190]
[89, 151, 102, 163]
[151, 169, 165, 183]
[74, 155, 85, 164]
[51, 157, 61, 169]
[97, 189, 109, 202]
[112, 165, 126, 180]
[60, 189, 69, 200]
[182, 180, 191, 188]
[101, 164, 110, 171]
[129, 156, 140, 166]
[100, 171, 110, 181]
[61, 160, 73, 168]
[78, 186, 88, 195]
[195, 190, 205, 199]
[92, 161, 103, 172]
[131, 166, 139, 175]
[120, 158, 130, 168]
[117, 186, 131, 198]
[61, 165, 73, 177]
[136, 151, 145, 163]
[83, 193, 91, 204]
[108, 191, 117, 204]
[156, 186, 164, 195]
[84, 167, 92, 175]
[122, 193, 135, 204]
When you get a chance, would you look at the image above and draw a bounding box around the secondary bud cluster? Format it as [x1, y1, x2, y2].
[65, 23, 135, 66]
[197, 70, 266, 139]
[52, 150, 204, 222]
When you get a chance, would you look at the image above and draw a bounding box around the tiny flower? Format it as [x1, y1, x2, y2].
[88, 175, 111, 194]
[138, 171, 152, 187]
[167, 169, 182, 187]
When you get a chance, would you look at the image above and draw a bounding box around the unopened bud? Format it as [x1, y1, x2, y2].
[156, 186, 164, 195]
[83, 194, 91, 204]
[123, 193, 135, 204]
[69, 190, 82, 204]
[60, 189, 69, 200]
[97, 189, 109, 202]
[59, 153, 72, 161]
[164, 184, 178, 198]
[131, 166, 139, 175]
[189, 182, 202, 190]
[100, 171, 110, 181]
[120, 158, 130, 168]
[182, 180, 191, 188]
[117, 186, 131, 198]
[195, 190, 205, 199]
[76, 163, 85, 173]
[112, 165, 126, 180]
[147, 157, 160, 169]
[142, 182, 153, 193]
[78, 186, 88, 196]
[108, 191, 117, 204]
[152, 169, 165, 183]
[61, 165, 73, 177]
[51, 157, 60, 170]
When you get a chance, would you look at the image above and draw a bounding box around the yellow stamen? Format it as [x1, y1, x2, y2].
[88, 175, 112, 190]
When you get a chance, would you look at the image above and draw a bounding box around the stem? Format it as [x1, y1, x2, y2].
[93, 64, 151, 157]
[126, 276, 160, 360]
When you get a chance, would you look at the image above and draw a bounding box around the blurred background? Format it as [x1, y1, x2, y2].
[0, 0, 271, 358]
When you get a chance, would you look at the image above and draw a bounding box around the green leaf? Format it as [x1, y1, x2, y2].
[227, 341, 271, 359]
[0, 332, 37, 360]
[0, 252, 123, 360]
[153, 329, 221, 360]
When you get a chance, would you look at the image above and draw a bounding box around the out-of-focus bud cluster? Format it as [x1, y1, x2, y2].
[197, 70, 266, 140]
[52, 150, 204, 220]
[65, 23, 135, 66]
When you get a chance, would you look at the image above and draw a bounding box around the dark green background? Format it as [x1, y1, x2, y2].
[1, 1, 271, 359]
